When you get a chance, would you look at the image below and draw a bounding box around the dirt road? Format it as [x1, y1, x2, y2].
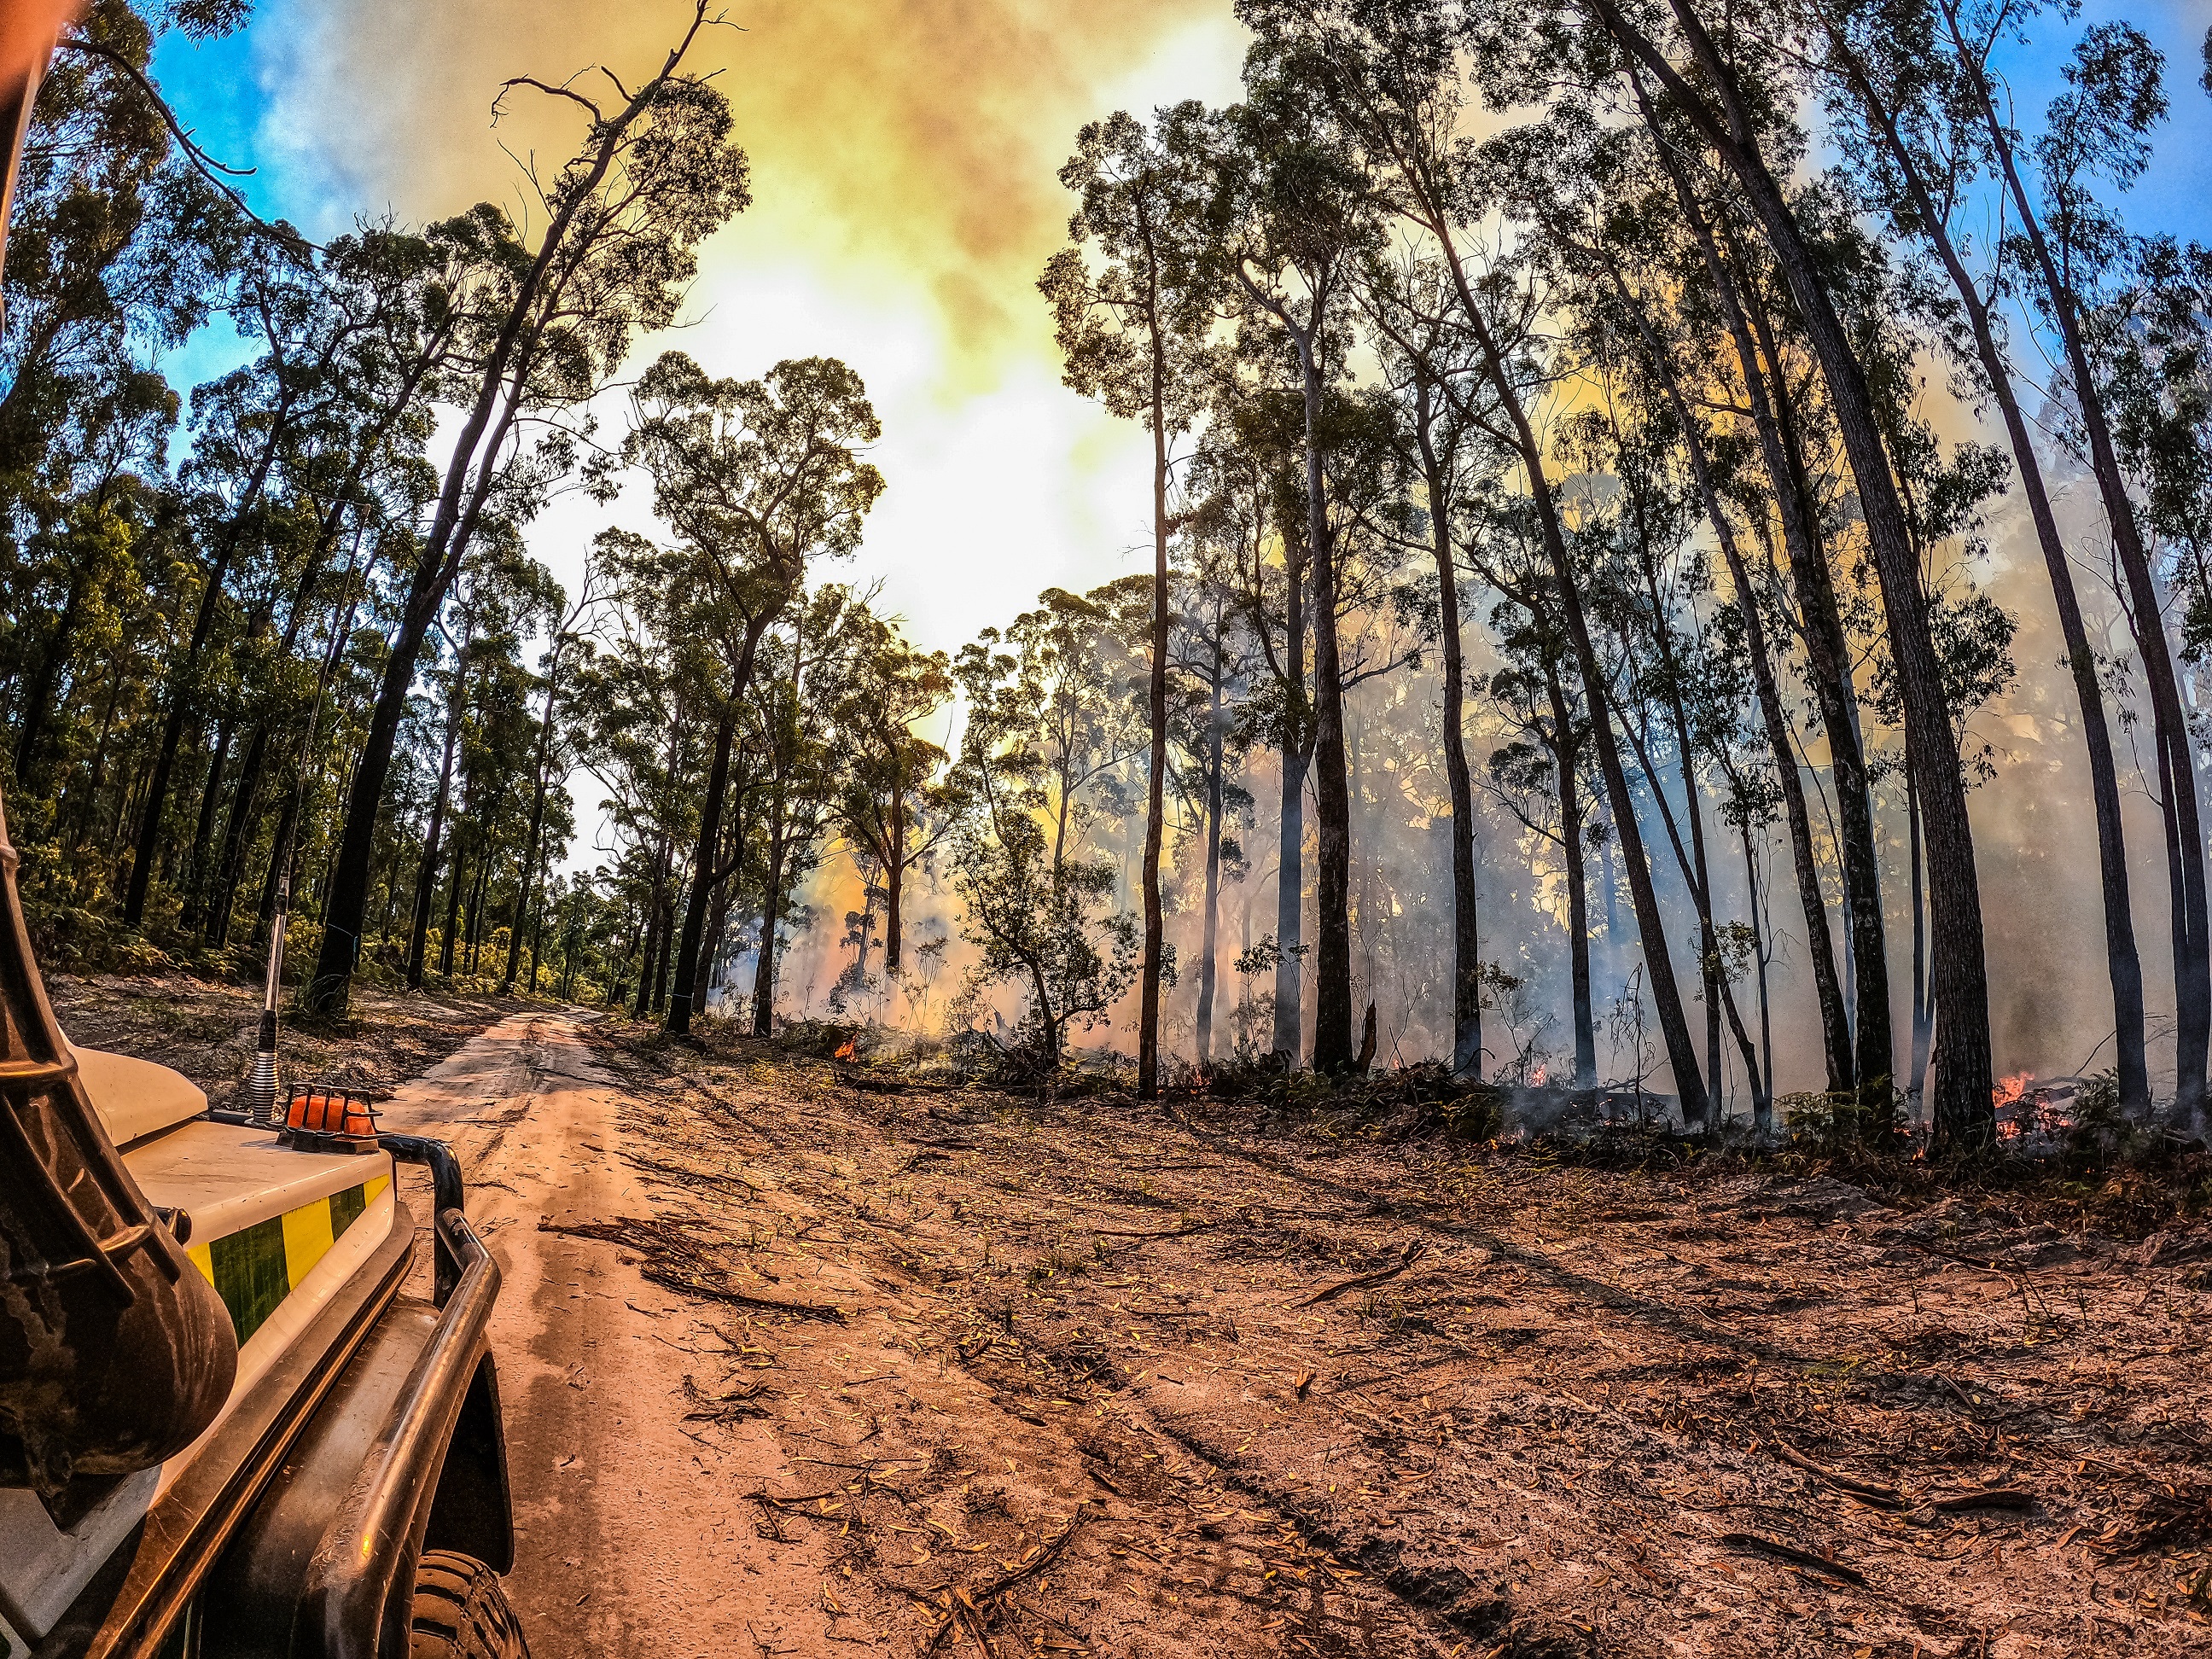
[378, 1011, 847, 1659]
[375, 1011, 2212, 1659]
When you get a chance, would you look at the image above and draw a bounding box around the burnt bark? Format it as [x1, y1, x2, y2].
[1818, 7, 2147, 1116]
[667, 614, 774, 1037]
[1599, 0, 1988, 1143]
[1411, 375, 1483, 1078]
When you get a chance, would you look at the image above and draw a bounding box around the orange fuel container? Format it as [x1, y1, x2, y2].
[284, 1091, 379, 1138]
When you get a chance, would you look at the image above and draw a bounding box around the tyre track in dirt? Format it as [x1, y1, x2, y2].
[375, 1011, 853, 1659]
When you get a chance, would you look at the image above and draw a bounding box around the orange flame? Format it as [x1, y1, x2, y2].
[834, 1037, 859, 1062]
[1993, 1070, 2033, 1109]
[1530, 1064, 1548, 1087]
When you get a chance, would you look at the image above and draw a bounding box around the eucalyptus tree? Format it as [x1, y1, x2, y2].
[835, 617, 954, 982]
[1487, 100, 1854, 1098]
[122, 252, 341, 928]
[1246, 0, 1709, 1116]
[404, 577, 476, 988]
[1936, 12, 2197, 1124]
[1043, 104, 1214, 1097]
[617, 352, 881, 1035]
[1483, 568, 1600, 1085]
[949, 623, 1141, 1074]
[1540, 0, 1992, 1145]
[1806, 0, 2153, 1115]
[1191, 380, 1310, 1060]
[957, 585, 1149, 942]
[502, 560, 606, 990]
[1566, 96, 1890, 1114]
[306, 3, 751, 1016]
[573, 540, 705, 1017]
[201, 223, 467, 950]
[1165, 515, 1257, 1066]
[1559, 387, 1766, 1113]
[745, 585, 872, 1033]
[1202, 79, 1384, 1074]
[1361, 254, 1498, 1075]
[1871, 428, 2017, 1108]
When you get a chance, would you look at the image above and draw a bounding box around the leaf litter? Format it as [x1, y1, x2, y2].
[562, 1028, 2212, 1656]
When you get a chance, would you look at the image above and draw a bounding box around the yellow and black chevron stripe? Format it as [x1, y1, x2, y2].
[185, 1176, 390, 1345]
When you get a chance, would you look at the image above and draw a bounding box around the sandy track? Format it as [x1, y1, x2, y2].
[378, 1011, 845, 1659]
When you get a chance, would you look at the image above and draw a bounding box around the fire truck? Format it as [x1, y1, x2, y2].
[0, 10, 529, 1653]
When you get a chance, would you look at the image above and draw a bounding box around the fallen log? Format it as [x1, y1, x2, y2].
[537, 1217, 849, 1323]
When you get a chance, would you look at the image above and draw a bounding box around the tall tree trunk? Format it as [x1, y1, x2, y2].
[1941, 0, 2194, 1125]
[1543, 665, 1598, 1085]
[438, 836, 467, 980]
[504, 654, 562, 991]
[1435, 237, 1708, 1117]
[406, 676, 463, 989]
[752, 820, 789, 1037]
[1639, 127, 1883, 1107]
[1908, 759, 1933, 1105]
[1739, 815, 1776, 1129]
[1620, 261, 1855, 1092]
[1602, 0, 1988, 1143]
[207, 724, 267, 946]
[633, 848, 667, 1021]
[122, 408, 289, 928]
[1296, 328, 1356, 1076]
[883, 787, 906, 977]
[253, 788, 297, 950]
[464, 849, 491, 977]
[695, 873, 728, 1017]
[650, 882, 677, 1015]
[1821, 11, 2148, 1115]
[1413, 380, 1483, 1077]
[180, 717, 234, 934]
[1196, 639, 1225, 1068]
[1138, 289, 1171, 1100]
[1272, 743, 1308, 1062]
[1738, 270, 1894, 1113]
[668, 619, 772, 1036]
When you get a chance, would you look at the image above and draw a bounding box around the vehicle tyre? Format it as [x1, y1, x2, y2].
[408, 1550, 530, 1658]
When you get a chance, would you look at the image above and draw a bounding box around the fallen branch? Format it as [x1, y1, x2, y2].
[1294, 1239, 1427, 1307]
[1716, 1532, 1866, 1586]
[926, 1506, 1091, 1650]
[538, 1217, 848, 1323]
[1089, 1218, 1229, 1241]
[1889, 1231, 2030, 1277]
[642, 1264, 850, 1324]
[1928, 1487, 2035, 1514]
[1765, 1441, 1903, 1508]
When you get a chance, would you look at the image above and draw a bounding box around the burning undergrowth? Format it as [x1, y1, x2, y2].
[691, 1014, 2212, 1238]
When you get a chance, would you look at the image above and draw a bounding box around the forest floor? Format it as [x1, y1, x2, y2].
[49, 970, 505, 1110]
[51, 978, 2212, 1656]
[565, 1022, 2212, 1658]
